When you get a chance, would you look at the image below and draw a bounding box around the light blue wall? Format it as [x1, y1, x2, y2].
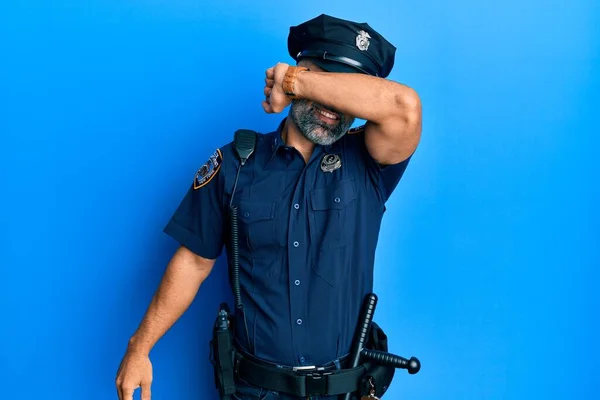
[1, 1, 598, 399]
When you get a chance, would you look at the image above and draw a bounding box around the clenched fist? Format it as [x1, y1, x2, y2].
[262, 62, 294, 114]
[115, 349, 153, 400]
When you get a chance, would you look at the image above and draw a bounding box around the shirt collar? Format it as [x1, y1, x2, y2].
[265, 117, 343, 168]
[269, 118, 287, 154]
[263, 118, 287, 168]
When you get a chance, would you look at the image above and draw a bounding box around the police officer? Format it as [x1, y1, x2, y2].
[115, 14, 421, 400]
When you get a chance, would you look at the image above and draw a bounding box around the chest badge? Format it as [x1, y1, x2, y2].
[321, 153, 342, 173]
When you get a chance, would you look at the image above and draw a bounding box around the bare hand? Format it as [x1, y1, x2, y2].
[115, 349, 153, 400]
[262, 62, 292, 114]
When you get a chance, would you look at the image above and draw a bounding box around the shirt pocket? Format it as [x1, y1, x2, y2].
[309, 178, 357, 287]
[309, 178, 357, 247]
[237, 200, 279, 254]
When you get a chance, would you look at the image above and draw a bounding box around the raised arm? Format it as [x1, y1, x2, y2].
[263, 62, 422, 164]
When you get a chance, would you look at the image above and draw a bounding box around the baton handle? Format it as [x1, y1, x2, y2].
[361, 349, 421, 374]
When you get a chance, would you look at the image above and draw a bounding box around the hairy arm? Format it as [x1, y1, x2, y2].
[265, 63, 422, 164]
[127, 245, 216, 355]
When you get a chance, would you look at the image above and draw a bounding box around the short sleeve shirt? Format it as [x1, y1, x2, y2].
[163, 118, 411, 366]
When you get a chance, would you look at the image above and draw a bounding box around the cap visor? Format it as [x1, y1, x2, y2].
[302, 57, 364, 74]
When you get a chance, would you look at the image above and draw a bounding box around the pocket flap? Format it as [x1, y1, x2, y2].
[238, 200, 275, 223]
[310, 178, 357, 211]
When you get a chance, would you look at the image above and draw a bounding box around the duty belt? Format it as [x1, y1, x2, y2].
[233, 351, 366, 397]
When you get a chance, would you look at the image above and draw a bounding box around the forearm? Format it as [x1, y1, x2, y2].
[293, 69, 418, 125]
[264, 62, 421, 164]
[127, 246, 214, 354]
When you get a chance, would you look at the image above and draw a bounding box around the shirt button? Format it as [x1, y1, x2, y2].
[300, 357, 306, 363]
[334, 197, 341, 203]
[293, 241, 299, 247]
[294, 203, 300, 210]
[294, 280, 300, 286]
[296, 318, 303, 325]
[244, 212, 250, 217]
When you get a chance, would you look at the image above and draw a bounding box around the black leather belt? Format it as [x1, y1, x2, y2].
[234, 351, 366, 397]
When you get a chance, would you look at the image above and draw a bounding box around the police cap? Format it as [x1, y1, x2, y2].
[288, 14, 396, 78]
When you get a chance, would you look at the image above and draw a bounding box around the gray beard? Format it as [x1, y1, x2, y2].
[289, 100, 355, 146]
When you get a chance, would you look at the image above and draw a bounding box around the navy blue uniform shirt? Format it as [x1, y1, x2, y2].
[164, 118, 411, 367]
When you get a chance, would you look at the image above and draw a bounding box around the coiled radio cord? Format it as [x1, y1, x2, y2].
[229, 163, 253, 354]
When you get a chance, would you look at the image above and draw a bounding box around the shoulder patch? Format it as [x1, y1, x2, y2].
[193, 149, 222, 189]
[348, 125, 366, 135]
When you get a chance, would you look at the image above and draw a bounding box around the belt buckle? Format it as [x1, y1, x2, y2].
[293, 365, 332, 396]
[292, 365, 317, 372]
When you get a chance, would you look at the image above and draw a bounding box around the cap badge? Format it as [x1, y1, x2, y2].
[356, 30, 371, 51]
[321, 153, 342, 173]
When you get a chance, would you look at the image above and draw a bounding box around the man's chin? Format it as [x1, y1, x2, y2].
[307, 131, 345, 146]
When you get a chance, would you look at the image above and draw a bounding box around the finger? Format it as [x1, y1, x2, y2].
[122, 386, 136, 400]
[141, 382, 152, 400]
[115, 359, 127, 400]
[264, 86, 272, 97]
[262, 100, 273, 114]
[265, 67, 274, 79]
[115, 377, 123, 400]
[265, 78, 274, 87]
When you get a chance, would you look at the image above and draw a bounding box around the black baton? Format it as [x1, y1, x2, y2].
[344, 293, 378, 400]
[361, 348, 421, 374]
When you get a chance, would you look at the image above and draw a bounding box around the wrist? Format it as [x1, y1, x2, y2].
[282, 65, 309, 99]
[128, 334, 152, 355]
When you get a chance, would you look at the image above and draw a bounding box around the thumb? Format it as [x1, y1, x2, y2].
[262, 100, 273, 114]
[141, 381, 152, 400]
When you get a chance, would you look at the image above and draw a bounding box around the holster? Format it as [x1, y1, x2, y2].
[209, 303, 237, 400]
[361, 321, 396, 397]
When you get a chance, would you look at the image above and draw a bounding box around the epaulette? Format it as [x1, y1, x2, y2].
[348, 125, 366, 135]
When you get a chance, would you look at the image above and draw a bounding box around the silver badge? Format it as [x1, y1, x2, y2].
[356, 30, 371, 51]
[321, 154, 342, 173]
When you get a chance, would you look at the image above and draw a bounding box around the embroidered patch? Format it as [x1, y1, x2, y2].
[193, 149, 222, 189]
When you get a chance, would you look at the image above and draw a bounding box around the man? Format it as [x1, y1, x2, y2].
[115, 14, 421, 400]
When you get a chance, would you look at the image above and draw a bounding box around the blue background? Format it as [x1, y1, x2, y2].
[1, 1, 598, 399]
